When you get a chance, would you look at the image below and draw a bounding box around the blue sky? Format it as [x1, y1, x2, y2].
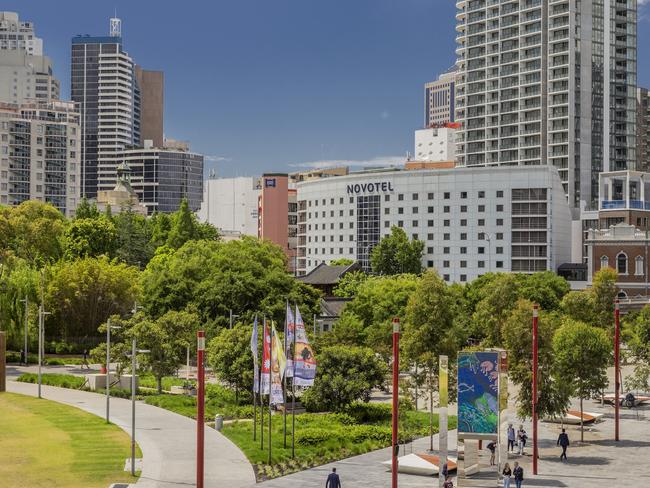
[6, 1, 650, 177]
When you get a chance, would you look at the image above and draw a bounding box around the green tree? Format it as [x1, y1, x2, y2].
[332, 270, 368, 298]
[207, 324, 254, 403]
[518, 272, 570, 311]
[45, 256, 140, 343]
[166, 199, 197, 249]
[370, 226, 424, 275]
[329, 258, 354, 266]
[624, 306, 650, 391]
[113, 207, 153, 267]
[553, 319, 610, 441]
[471, 273, 520, 346]
[502, 300, 571, 419]
[74, 197, 100, 219]
[63, 217, 117, 259]
[590, 268, 619, 328]
[301, 346, 387, 412]
[0, 260, 39, 350]
[561, 291, 595, 324]
[0, 201, 66, 265]
[148, 212, 172, 250]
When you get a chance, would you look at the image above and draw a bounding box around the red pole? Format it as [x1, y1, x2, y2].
[532, 305, 538, 475]
[614, 299, 620, 442]
[197, 330, 205, 488]
[391, 317, 400, 488]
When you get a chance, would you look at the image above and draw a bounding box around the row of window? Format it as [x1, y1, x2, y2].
[307, 203, 506, 219]
[307, 218, 508, 231]
[306, 232, 506, 243]
[601, 253, 645, 276]
[304, 190, 507, 207]
[307, 244, 506, 256]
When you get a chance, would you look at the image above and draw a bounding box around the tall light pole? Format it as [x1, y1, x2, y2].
[130, 338, 149, 476]
[532, 304, 539, 475]
[391, 317, 400, 488]
[20, 297, 28, 365]
[37, 305, 51, 399]
[614, 299, 620, 442]
[106, 318, 121, 423]
[197, 330, 206, 488]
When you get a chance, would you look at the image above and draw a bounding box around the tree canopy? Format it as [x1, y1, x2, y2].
[370, 226, 424, 275]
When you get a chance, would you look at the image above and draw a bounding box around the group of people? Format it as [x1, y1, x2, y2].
[325, 426, 571, 488]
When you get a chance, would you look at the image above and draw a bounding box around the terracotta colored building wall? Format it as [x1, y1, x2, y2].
[258, 173, 289, 255]
[135, 66, 164, 148]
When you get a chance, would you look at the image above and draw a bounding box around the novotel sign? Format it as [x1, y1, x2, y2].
[346, 181, 395, 194]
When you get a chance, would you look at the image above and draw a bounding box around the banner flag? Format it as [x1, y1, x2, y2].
[285, 303, 295, 377]
[251, 316, 259, 393]
[270, 322, 286, 405]
[261, 321, 271, 394]
[293, 306, 317, 386]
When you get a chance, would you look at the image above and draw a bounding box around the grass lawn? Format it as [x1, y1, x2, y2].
[0, 392, 139, 488]
[223, 409, 457, 480]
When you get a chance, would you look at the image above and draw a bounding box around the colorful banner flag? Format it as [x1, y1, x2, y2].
[293, 306, 317, 386]
[285, 303, 295, 377]
[261, 321, 271, 395]
[251, 316, 259, 393]
[270, 321, 286, 405]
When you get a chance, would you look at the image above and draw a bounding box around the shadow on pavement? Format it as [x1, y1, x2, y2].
[589, 438, 650, 448]
[544, 456, 610, 466]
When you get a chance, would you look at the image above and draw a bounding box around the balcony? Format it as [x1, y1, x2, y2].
[601, 200, 650, 210]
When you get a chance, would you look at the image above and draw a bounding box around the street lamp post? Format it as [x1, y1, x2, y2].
[532, 304, 539, 475]
[130, 338, 149, 476]
[614, 299, 620, 442]
[229, 310, 240, 329]
[38, 305, 51, 399]
[20, 297, 28, 366]
[106, 318, 122, 423]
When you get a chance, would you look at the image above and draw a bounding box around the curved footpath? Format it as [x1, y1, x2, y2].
[6, 375, 256, 488]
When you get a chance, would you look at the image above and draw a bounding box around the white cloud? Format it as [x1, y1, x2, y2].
[204, 155, 232, 163]
[289, 156, 405, 170]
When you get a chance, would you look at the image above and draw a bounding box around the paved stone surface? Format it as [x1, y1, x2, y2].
[6, 379, 255, 488]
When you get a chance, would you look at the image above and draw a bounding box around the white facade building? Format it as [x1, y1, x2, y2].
[0, 12, 60, 104]
[415, 127, 456, 162]
[296, 165, 571, 282]
[198, 176, 261, 236]
[0, 100, 81, 217]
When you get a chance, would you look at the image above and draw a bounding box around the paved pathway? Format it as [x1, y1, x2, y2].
[5, 371, 255, 488]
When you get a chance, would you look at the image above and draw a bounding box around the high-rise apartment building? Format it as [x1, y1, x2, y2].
[0, 12, 60, 104]
[454, 0, 637, 215]
[638, 87, 650, 173]
[424, 66, 457, 127]
[0, 100, 81, 216]
[71, 17, 141, 199]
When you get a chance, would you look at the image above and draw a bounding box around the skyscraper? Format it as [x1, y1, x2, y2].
[638, 87, 650, 173]
[454, 0, 637, 215]
[0, 12, 60, 104]
[71, 17, 141, 199]
[424, 65, 457, 127]
[134, 66, 164, 148]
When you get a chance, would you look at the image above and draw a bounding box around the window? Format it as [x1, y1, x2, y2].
[496, 261, 503, 268]
[444, 206, 450, 213]
[428, 192, 434, 200]
[413, 207, 419, 214]
[636, 256, 645, 276]
[460, 233, 467, 240]
[460, 274, 467, 282]
[461, 219, 467, 226]
[340, 197, 344, 204]
[427, 246, 434, 254]
[496, 246, 503, 254]
[496, 233, 504, 239]
[444, 233, 450, 240]
[385, 195, 390, 202]
[496, 204, 504, 212]
[460, 260, 467, 268]
[443, 260, 450, 267]
[478, 232, 485, 240]
[478, 191, 485, 198]
[428, 206, 434, 213]
[617, 253, 628, 275]
[497, 190, 504, 198]
[478, 205, 485, 212]
[428, 220, 434, 227]
[383, 208, 389, 215]
[600, 255, 609, 269]
[444, 220, 450, 226]
[331, 198, 334, 205]
[496, 219, 504, 226]
[412, 220, 419, 227]
[478, 219, 485, 226]
[443, 247, 450, 254]
[461, 191, 467, 199]
[427, 233, 434, 240]
[427, 260, 433, 268]
[461, 205, 467, 213]
[349, 209, 354, 216]
[444, 274, 450, 281]
[478, 261, 485, 268]
[413, 193, 419, 200]
[460, 247, 467, 254]
[478, 247, 485, 254]
[398, 194, 404, 201]
[398, 207, 404, 214]
[384, 221, 390, 227]
[444, 192, 450, 199]
[398, 221, 404, 227]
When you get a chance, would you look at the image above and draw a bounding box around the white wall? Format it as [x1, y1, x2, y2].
[414, 127, 456, 162]
[198, 177, 261, 236]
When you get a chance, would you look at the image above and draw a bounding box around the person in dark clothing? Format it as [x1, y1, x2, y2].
[487, 441, 496, 466]
[326, 467, 341, 488]
[441, 462, 448, 478]
[513, 462, 524, 488]
[81, 349, 90, 370]
[557, 428, 570, 461]
[442, 475, 454, 488]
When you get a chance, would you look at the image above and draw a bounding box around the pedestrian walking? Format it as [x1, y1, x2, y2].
[502, 462, 512, 488]
[507, 424, 516, 452]
[517, 425, 527, 455]
[557, 428, 570, 462]
[326, 467, 341, 488]
[441, 462, 448, 479]
[486, 440, 496, 466]
[513, 462, 524, 488]
[442, 475, 454, 488]
[81, 349, 90, 370]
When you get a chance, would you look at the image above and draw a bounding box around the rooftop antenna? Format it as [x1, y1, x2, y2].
[109, 10, 121, 38]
